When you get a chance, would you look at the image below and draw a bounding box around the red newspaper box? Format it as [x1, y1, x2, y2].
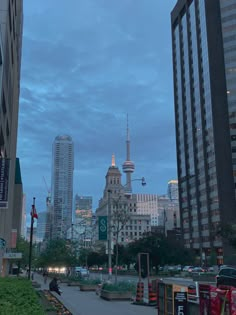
[199, 284, 221, 315]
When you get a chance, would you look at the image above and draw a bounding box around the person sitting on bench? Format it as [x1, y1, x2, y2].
[49, 277, 62, 295]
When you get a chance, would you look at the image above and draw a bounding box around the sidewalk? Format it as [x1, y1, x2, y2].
[34, 273, 156, 315]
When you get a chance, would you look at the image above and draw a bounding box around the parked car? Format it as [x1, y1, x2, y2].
[183, 266, 194, 272]
[216, 266, 236, 287]
[191, 267, 206, 273]
[75, 266, 83, 274]
[77, 268, 90, 278]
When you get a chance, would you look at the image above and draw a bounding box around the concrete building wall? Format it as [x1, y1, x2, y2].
[0, 0, 23, 248]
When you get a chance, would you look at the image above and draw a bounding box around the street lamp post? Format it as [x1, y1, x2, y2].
[107, 189, 112, 280]
[28, 197, 36, 280]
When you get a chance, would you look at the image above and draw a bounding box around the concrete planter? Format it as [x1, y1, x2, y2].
[100, 289, 132, 301]
[60, 279, 70, 284]
[67, 281, 81, 286]
[79, 284, 98, 291]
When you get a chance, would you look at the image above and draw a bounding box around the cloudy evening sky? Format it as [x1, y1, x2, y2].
[17, 0, 177, 221]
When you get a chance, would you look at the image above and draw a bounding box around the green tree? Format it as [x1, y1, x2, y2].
[37, 239, 77, 268]
[111, 198, 130, 283]
[127, 232, 195, 274]
[87, 250, 107, 267]
[120, 244, 135, 268]
[78, 248, 91, 267]
[16, 236, 31, 267]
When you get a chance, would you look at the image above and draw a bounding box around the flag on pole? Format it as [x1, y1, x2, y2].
[31, 205, 38, 219]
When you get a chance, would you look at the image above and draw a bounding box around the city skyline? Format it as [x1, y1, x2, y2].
[17, 0, 177, 219]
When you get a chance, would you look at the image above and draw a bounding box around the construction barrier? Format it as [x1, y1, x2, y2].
[135, 281, 144, 303]
[199, 284, 236, 315]
[188, 283, 198, 303]
[157, 281, 198, 315]
[188, 284, 196, 295]
[148, 282, 157, 305]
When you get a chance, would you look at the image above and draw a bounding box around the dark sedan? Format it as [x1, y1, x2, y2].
[216, 267, 236, 287]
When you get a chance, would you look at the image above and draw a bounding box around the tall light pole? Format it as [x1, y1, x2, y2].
[28, 197, 36, 280]
[107, 189, 112, 280]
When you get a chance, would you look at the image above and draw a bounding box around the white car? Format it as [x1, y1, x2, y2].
[77, 268, 89, 278]
[75, 266, 83, 273]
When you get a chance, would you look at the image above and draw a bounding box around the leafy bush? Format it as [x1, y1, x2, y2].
[102, 281, 136, 293]
[68, 276, 80, 282]
[0, 277, 44, 315]
[79, 278, 101, 285]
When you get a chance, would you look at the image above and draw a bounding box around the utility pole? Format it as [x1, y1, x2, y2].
[107, 189, 112, 280]
[28, 197, 36, 280]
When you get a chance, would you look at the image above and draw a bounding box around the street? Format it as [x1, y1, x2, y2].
[34, 273, 157, 315]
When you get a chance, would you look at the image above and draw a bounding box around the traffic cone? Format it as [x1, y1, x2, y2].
[135, 281, 144, 303]
[148, 282, 157, 305]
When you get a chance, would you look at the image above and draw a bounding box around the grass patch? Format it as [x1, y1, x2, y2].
[0, 277, 44, 315]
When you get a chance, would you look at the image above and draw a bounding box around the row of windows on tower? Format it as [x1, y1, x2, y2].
[110, 178, 120, 184]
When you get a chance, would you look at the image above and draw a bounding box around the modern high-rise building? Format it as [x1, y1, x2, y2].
[136, 194, 159, 226]
[157, 195, 180, 233]
[26, 227, 37, 244]
[36, 212, 48, 243]
[0, 0, 23, 276]
[51, 135, 74, 239]
[167, 180, 179, 201]
[171, 0, 236, 264]
[135, 192, 180, 231]
[74, 195, 93, 225]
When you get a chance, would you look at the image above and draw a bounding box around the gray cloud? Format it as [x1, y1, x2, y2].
[18, 0, 177, 222]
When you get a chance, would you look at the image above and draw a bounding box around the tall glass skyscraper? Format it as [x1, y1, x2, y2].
[171, 0, 236, 264]
[74, 195, 93, 225]
[51, 135, 74, 239]
[167, 180, 179, 201]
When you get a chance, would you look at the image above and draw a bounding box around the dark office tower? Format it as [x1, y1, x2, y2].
[0, 1, 23, 276]
[171, 0, 236, 265]
[51, 135, 74, 239]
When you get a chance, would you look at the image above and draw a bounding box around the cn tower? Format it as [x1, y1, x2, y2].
[122, 115, 135, 194]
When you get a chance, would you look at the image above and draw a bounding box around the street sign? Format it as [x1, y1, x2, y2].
[174, 291, 187, 315]
[3, 252, 22, 259]
[98, 216, 107, 240]
[0, 238, 6, 249]
[0, 158, 10, 208]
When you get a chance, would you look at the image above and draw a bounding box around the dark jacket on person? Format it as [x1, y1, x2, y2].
[49, 278, 61, 295]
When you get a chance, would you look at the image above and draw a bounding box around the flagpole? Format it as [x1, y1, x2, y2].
[28, 197, 36, 280]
